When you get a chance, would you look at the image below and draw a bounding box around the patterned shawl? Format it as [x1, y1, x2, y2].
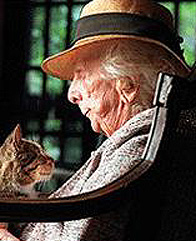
[21, 108, 155, 241]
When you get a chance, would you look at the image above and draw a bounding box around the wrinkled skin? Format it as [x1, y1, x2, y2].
[68, 59, 134, 136]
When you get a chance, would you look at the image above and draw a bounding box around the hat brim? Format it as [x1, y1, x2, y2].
[41, 35, 190, 80]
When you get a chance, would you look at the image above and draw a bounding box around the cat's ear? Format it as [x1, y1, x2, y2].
[0, 124, 22, 152]
[12, 124, 22, 146]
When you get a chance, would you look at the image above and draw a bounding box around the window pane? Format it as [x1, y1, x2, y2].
[71, 5, 83, 42]
[49, 5, 68, 55]
[44, 119, 61, 131]
[26, 70, 43, 96]
[27, 120, 40, 131]
[46, 75, 65, 96]
[43, 136, 61, 160]
[29, 7, 45, 66]
[26, 134, 40, 143]
[46, 109, 58, 126]
[179, 2, 196, 66]
[63, 137, 82, 168]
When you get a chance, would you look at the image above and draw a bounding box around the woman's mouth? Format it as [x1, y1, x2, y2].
[85, 109, 90, 117]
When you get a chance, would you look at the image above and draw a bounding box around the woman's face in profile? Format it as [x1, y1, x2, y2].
[67, 59, 124, 136]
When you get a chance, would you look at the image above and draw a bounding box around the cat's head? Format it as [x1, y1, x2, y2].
[0, 124, 55, 188]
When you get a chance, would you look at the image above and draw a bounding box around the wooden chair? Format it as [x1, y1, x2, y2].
[0, 68, 196, 240]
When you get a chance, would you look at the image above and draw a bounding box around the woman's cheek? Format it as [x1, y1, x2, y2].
[90, 96, 101, 114]
[89, 114, 102, 133]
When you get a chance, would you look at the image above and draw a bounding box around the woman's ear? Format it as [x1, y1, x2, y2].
[116, 82, 140, 104]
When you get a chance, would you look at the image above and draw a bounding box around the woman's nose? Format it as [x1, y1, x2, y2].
[67, 82, 82, 104]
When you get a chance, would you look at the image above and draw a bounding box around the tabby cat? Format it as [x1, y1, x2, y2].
[0, 124, 55, 237]
[0, 124, 55, 199]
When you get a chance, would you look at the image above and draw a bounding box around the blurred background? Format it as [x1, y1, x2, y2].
[0, 0, 195, 190]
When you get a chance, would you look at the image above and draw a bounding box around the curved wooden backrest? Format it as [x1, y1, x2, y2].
[0, 69, 196, 223]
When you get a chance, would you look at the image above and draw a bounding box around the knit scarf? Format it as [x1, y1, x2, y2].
[21, 108, 155, 241]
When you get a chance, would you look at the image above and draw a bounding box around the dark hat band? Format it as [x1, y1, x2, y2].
[75, 13, 184, 59]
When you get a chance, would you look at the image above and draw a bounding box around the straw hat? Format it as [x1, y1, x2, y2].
[41, 0, 190, 80]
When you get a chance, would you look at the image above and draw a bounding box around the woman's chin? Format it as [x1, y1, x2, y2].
[91, 121, 112, 136]
[90, 117, 112, 136]
[90, 120, 101, 134]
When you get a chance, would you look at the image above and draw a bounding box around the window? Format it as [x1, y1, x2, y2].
[24, 0, 196, 175]
[160, 1, 196, 66]
[24, 1, 99, 176]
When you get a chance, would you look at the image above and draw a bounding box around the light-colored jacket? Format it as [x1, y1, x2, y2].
[21, 108, 154, 241]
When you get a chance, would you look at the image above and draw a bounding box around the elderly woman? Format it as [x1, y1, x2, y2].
[1, 0, 191, 240]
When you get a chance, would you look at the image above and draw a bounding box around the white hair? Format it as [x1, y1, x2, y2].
[98, 39, 188, 115]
